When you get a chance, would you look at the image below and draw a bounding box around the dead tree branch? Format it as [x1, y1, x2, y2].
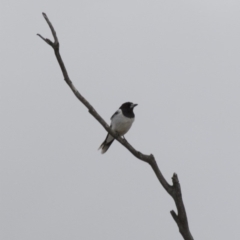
[37, 12, 194, 240]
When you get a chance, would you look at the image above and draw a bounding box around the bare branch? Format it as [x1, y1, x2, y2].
[171, 210, 180, 225]
[42, 12, 59, 44]
[37, 13, 194, 240]
[36, 34, 53, 46]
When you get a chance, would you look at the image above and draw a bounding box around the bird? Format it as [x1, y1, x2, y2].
[99, 102, 138, 154]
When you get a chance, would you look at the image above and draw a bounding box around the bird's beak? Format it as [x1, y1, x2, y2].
[132, 103, 138, 108]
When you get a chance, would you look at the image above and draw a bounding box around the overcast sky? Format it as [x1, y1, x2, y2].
[1, 0, 240, 239]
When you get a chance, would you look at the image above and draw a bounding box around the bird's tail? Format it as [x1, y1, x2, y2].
[98, 134, 114, 154]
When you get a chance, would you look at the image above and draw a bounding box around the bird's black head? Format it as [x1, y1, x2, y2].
[120, 102, 138, 118]
[120, 102, 138, 110]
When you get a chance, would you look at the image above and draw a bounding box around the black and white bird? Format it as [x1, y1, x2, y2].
[99, 102, 138, 154]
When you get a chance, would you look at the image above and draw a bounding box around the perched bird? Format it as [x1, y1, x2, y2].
[99, 102, 138, 154]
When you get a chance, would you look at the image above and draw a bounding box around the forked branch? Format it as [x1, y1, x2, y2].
[37, 12, 194, 240]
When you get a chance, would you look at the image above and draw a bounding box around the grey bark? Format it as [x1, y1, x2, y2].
[37, 12, 194, 240]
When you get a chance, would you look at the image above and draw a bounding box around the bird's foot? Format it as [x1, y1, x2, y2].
[114, 131, 120, 138]
[122, 136, 129, 143]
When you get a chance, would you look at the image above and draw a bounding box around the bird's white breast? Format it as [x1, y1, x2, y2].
[111, 109, 134, 136]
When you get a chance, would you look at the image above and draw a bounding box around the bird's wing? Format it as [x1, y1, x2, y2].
[110, 109, 120, 120]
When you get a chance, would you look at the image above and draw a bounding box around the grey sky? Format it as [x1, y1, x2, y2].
[1, 0, 240, 239]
